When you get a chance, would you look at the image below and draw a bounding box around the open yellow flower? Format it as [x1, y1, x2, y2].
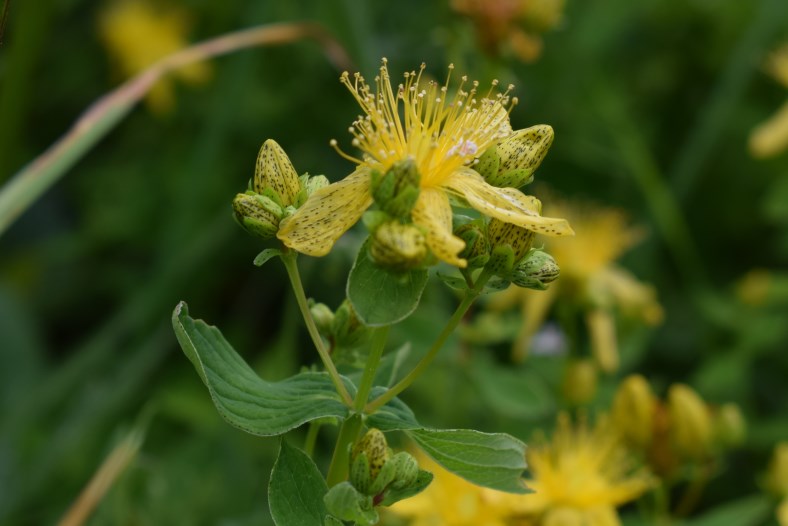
[516, 414, 654, 526]
[489, 198, 662, 366]
[277, 59, 572, 267]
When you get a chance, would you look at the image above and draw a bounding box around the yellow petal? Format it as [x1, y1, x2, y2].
[277, 168, 372, 256]
[412, 188, 467, 267]
[749, 99, 788, 159]
[446, 168, 574, 236]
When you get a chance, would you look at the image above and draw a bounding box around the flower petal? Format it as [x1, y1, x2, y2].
[446, 168, 574, 236]
[277, 168, 373, 256]
[412, 188, 466, 267]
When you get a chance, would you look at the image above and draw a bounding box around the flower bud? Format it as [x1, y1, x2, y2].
[612, 375, 656, 449]
[350, 429, 391, 495]
[713, 403, 746, 448]
[231, 192, 283, 239]
[667, 384, 712, 460]
[766, 442, 788, 497]
[331, 300, 372, 364]
[453, 219, 490, 269]
[370, 159, 421, 220]
[509, 249, 560, 289]
[309, 301, 335, 336]
[488, 219, 536, 264]
[368, 221, 428, 271]
[561, 358, 598, 405]
[479, 125, 554, 188]
[254, 139, 301, 206]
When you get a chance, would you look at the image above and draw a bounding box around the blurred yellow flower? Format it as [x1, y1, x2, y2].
[492, 198, 662, 367]
[386, 451, 526, 526]
[451, 0, 565, 62]
[749, 42, 788, 158]
[388, 415, 652, 526]
[98, 0, 211, 113]
[278, 59, 573, 266]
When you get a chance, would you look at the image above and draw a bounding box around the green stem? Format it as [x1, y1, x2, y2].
[354, 325, 390, 412]
[281, 253, 353, 406]
[365, 268, 492, 413]
[326, 413, 363, 487]
[304, 421, 321, 458]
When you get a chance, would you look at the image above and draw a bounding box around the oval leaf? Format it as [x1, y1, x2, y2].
[347, 239, 428, 327]
[269, 440, 329, 526]
[172, 301, 349, 436]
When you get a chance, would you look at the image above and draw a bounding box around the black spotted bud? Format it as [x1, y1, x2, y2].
[509, 249, 559, 289]
[254, 139, 301, 206]
[232, 192, 283, 239]
[477, 125, 554, 188]
[368, 221, 428, 271]
[370, 159, 421, 220]
[453, 218, 490, 269]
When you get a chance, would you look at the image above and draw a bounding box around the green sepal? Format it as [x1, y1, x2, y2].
[436, 272, 470, 292]
[323, 482, 378, 526]
[380, 469, 433, 506]
[361, 210, 392, 233]
[486, 244, 516, 276]
[350, 451, 372, 494]
[253, 248, 283, 267]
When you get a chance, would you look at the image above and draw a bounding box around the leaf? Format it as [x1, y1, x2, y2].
[347, 239, 428, 327]
[172, 302, 350, 436]
[409, 429, 529, 494]
[269, 440, 329, 526]
[436, 272, 469, 292]
[366, 393, 529, 494]
[323, 482, 378, 525]
[254, 248, 283, 267]
[469, 355, 555, 420]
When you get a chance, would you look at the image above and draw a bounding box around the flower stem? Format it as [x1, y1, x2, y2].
[354, 325, 390, 412]
[365, 268, 492, 413]
[281, 252, 353, 406]
[326, 413, 363, 487]
[304, 421, 321, 457]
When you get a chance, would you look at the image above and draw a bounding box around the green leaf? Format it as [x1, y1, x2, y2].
[254, 248, 283, 267]
[436, 272, 469, 292]
[366, 393, 528, 494]
[269, 440, 329, 526]
[380, 469, 434, 506]
[679, 495, 771, 526]
[347, 239, 428, 327]
[323, 516, 344, 526]
[323, 482, 378, 525]
[172, 302, 350, 436]
[469, 354, 555, 420]
[410, 429, 529, 494]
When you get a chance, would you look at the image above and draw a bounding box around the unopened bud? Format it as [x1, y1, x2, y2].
[454, 219, 490, 269]
[488, 219, 537, 264]
[612, 375, 655, 448]
[368, 221, 428, 271]
[479, 125, 554, 188]
[232, 192, 282, 238]
[309, 302, 335, 336]
[509, 249, 559, 289]
[350, 429, 391, 495]
[254, 139, 301, 206]
[713, 403, 746, 448]
[561, 358, 598, 404]
[766, 442, 788, 497]
[370, 160, 421, 220]
[667, 384, 712, 460]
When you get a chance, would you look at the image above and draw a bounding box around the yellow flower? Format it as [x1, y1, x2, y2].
[749, 42, 788, 158]
[518, 414, 653, 526]
[98, 0, 211, 113]
[386, 450, 526, 526]
[277, 59, 573, 267]
[489, 198, 662, 366]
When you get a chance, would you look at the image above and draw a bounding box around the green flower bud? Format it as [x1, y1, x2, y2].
[254, 139, 301, 206]
[612, 374, 656, 449]
[370, 159, 421, 220]
[561, 358, 598, 405]
[453, 219, 490, 269]
[478, 125, 554, 188]
[292, 173, 330, 208]
[368, 221, 428, 271]
[713, 403, 746, 448]
[331, 300, 373, 364]
[509, 249, 559, 289]
[350, 429, 391, 495]
[309, 301, 335, 336]
[668, 384, 712, 461]
[231, 192, 283, 238]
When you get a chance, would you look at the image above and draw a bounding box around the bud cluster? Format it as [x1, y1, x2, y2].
[611, 375, 746, 478]
[310, 299, 373, 367]
[232, 139, 328, 239]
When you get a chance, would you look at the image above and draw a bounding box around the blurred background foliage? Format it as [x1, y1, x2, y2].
[1, 0, 788, 524]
